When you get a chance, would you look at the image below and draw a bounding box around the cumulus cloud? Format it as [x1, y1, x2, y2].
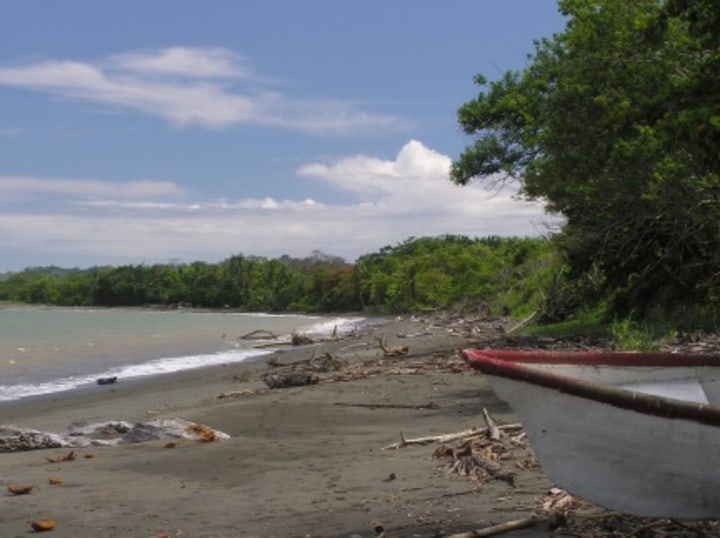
[0, 47, 399, 133]
[0, 141, 555, 270]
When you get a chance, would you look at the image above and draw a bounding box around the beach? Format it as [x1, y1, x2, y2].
[0, 314, 615, 537]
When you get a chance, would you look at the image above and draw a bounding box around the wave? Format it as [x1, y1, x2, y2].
[0, 315, 373, 403]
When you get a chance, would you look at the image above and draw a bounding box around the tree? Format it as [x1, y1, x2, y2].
[452, 0, 720, 316]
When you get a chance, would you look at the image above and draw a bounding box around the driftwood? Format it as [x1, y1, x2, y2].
[447, 515, 543, 538]
[262, 371, 319, 389]
[291, 330, 314, 345]
[382, 424, 523, 450]
[333, 401, 438, 410]
[376, 337, 409, 357]
[96, 376, 117, 385]
[240, 329, 278, 340]
[482, 408, 502, 441]
[396, 331, 433, 339]
[435, 442, 516, 486]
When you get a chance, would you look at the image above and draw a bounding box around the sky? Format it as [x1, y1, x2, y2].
[0, 1, 566, 271]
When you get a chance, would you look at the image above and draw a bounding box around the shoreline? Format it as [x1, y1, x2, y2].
[0, 307, 379, 405]
[4, 312, 704, 537]
[1, 314, 555, 537]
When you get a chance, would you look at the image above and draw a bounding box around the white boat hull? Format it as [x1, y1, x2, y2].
[462, 349, 720, 519]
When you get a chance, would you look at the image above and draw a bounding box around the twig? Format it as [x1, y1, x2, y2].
[507, 310, 538, 334]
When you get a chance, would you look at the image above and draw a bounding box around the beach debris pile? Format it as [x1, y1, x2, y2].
[0, 418, 229, 452]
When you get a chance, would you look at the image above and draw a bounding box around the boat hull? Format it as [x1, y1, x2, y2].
[462, 349, 720, 519]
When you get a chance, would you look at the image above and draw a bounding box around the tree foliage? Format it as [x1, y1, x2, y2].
[0, 236, 556, 316]
[452, 0, 720, 316]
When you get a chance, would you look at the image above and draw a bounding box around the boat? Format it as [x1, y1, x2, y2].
[461, 348, 720, 519]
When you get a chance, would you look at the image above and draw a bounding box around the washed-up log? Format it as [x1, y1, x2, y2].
[447, 515, 543, 537]
[382, 423, 523, 450]
[262, 371, 319, 389]
[240, 329, 278, 340]
[333, 401, 438, 410]
[291, 330, 314, 345]
[396, 331, 433, 339]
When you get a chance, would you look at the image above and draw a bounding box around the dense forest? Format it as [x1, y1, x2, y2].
[0, 235, 554, 317]
[452, 0, 720, 329]
[3, 1, 719, 334]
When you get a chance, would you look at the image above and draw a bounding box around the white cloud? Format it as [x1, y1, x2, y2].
[0, 176, 186, 199]
[108, 47, 252, 79]
[0, 47, 399, 133]
[0, 141, 555, 270]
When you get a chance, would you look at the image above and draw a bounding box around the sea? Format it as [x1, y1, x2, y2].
[0, 306, 375, 403]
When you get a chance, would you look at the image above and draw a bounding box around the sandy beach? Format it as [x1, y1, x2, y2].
[0, 314, 660, 538]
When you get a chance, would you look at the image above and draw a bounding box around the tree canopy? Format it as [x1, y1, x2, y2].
[452, 0, 720, 316]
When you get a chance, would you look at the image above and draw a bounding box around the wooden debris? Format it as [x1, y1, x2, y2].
[382, 424, 523, 450]
[262, 371, 319, 389]
[7, 484, 35, 495]
[240, 329, 278, 340]
[482, 407, 502, 441]
[96, 376, 118, 385]
[446, 515, 543, 537]
[48, 478, 63, 486]
[291, 330, 314, 345]
[376, 337, 409, 357]
[217, 388, 269, 399]
[334, 401, 438, 410]
[45, 451, 76, 463]
[396, 330, 433, 339]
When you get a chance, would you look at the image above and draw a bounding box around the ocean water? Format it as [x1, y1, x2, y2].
[0, 306, 371, 403]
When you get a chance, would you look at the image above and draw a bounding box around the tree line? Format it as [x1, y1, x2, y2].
[0, 236, 554, 316]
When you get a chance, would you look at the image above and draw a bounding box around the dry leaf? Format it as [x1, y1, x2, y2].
[30, 519, 55, 531]
[7, 484, 34, 495]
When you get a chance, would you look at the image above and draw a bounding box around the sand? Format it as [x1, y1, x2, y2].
[0, 316, 558, 538]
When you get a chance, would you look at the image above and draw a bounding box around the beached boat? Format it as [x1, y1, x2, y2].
[461, 348, 720, 519]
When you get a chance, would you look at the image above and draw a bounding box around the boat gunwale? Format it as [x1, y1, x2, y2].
[461, 349, 720, 426]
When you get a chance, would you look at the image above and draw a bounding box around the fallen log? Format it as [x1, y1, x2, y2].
[240, 329, 278, 340]
[447, 515, 543, 538]
[333, 401, 438, 410]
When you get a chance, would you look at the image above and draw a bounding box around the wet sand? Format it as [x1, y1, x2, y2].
[0, 317, 557, 537]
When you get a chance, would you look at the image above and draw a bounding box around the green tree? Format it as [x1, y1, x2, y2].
[452, 0, 720, 317]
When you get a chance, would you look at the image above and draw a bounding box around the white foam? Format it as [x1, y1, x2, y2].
[0, 347, 269, 402]
[0, 315, 379, 403]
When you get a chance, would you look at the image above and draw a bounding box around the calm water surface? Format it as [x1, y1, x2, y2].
[0, 306, 368, 402]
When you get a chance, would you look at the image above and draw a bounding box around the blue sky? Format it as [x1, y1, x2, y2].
[0, 1, 565, 271]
